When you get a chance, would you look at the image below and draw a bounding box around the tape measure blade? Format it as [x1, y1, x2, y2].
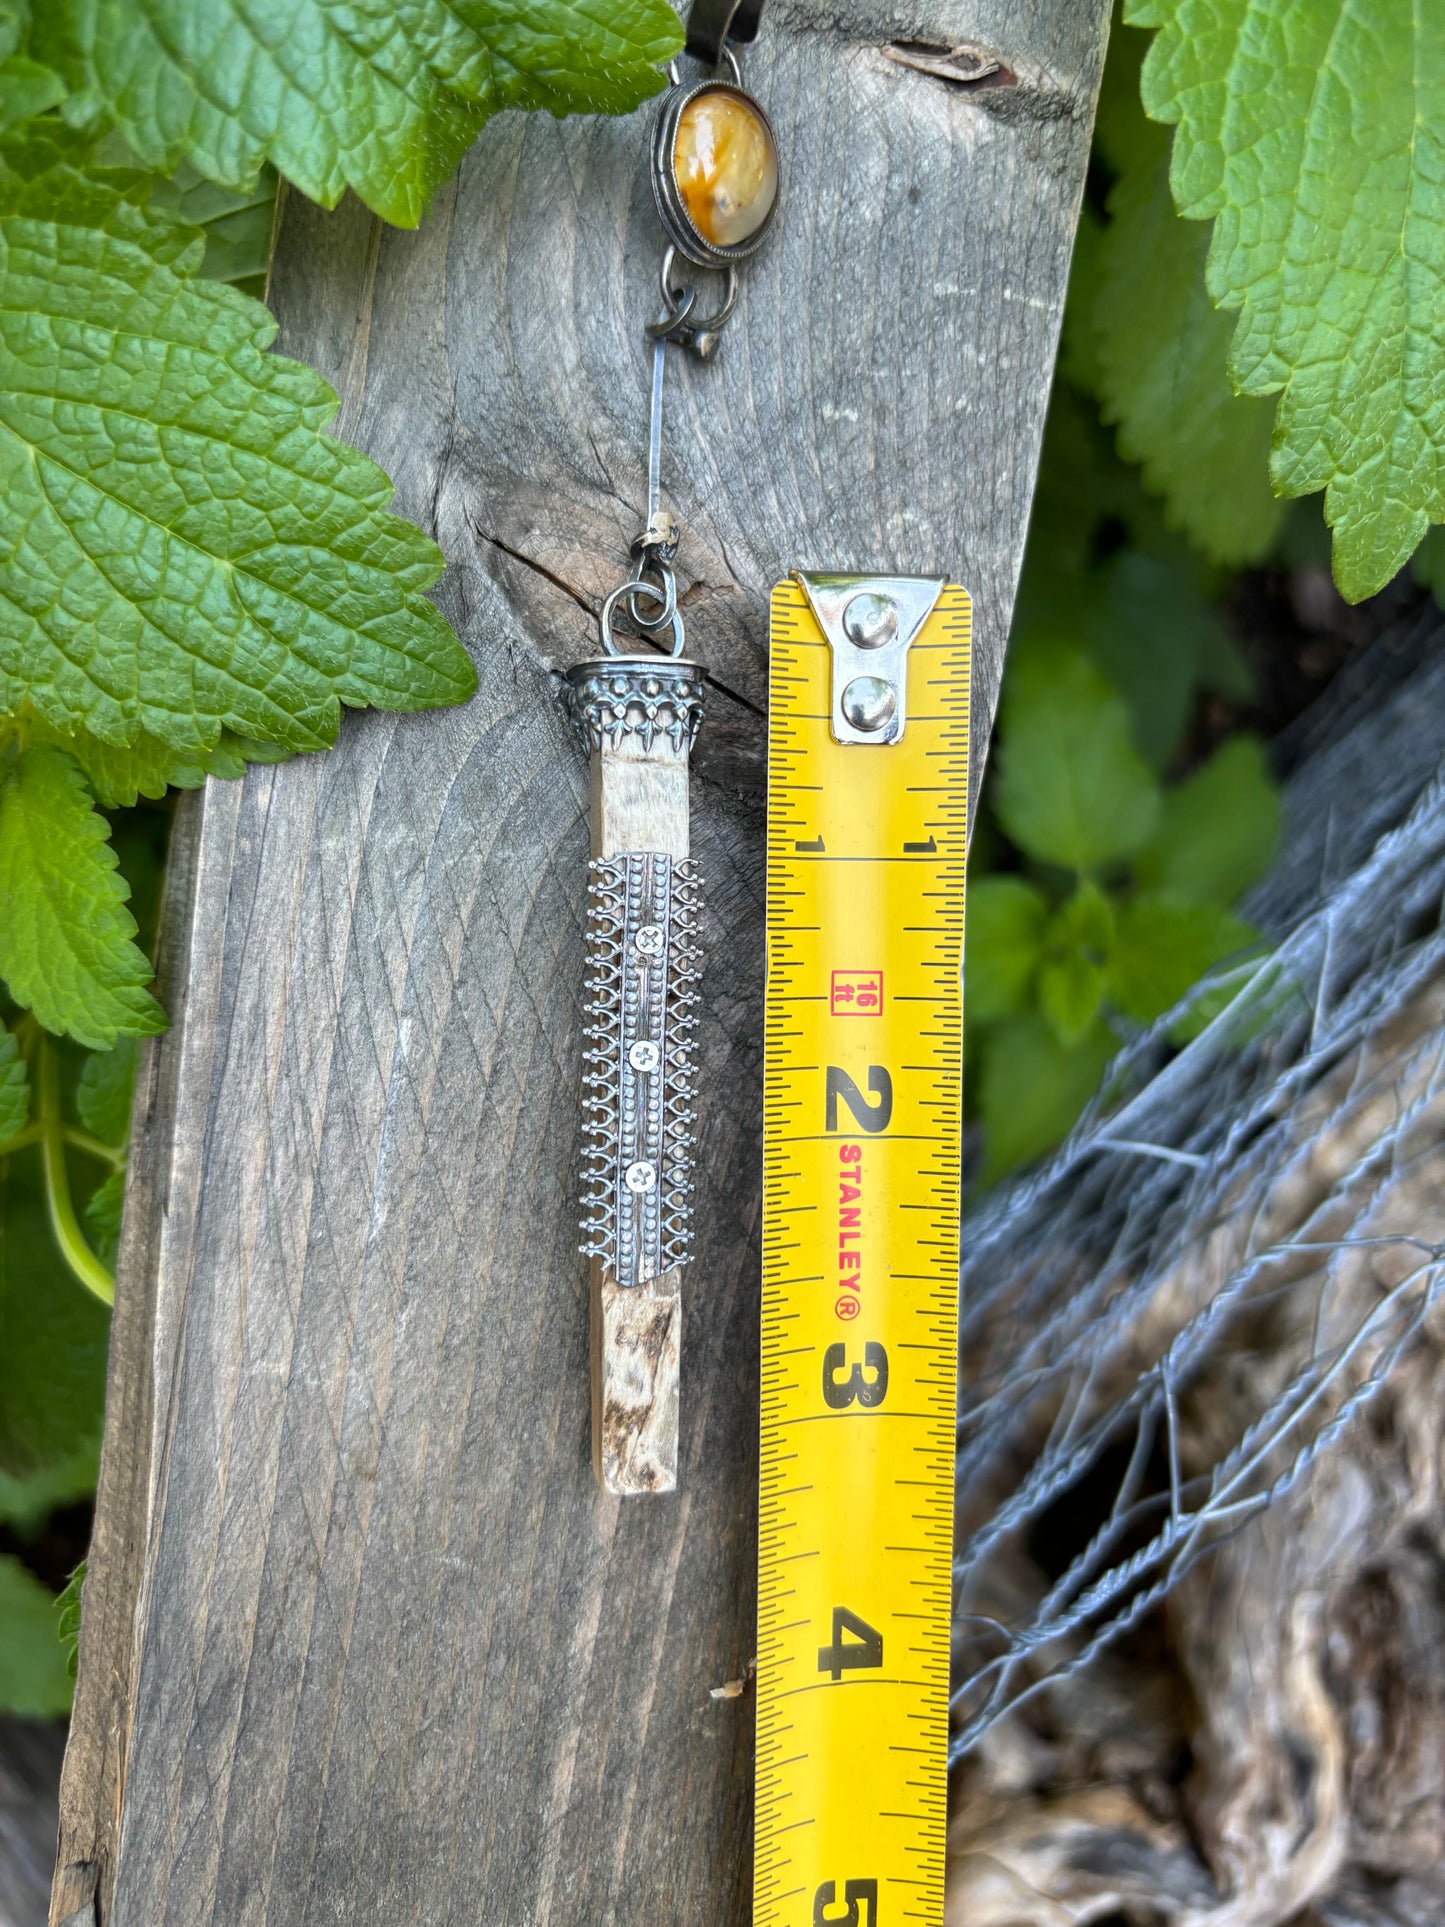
[756, 578, 969, 1927]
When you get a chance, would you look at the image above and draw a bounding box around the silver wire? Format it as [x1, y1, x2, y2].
[647, 336, 666, 535]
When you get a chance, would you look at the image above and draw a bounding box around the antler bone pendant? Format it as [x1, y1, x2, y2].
[567, 657, 705, 1494]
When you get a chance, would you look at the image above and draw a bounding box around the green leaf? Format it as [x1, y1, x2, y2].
[57, 1557, 85, 1681]
[1014, 392, 1254, 769]
[1083, 21, 1284, 566]
[965, 877, 1048, 1022]
[977, 1012, 1116, 1185]
[75, 1037, 138, 1142]
[1109, 894, 1257, 1024]
[89, 144, 278, 291]
[1038, 951, 1106, 1048]
[0, 3, 65, 133]
[1038, 882, 1117, 1046]
[0, 128, 476, 759]
[172, 165, 276, 294]
[0, 1553, 73, 1716]
[0, 1023, 26, 1142]
[1126, 0, 1445, 601]
[0, 1150, 109, 1481]
[0, 1442, 98, 1532]
[28, 718, 248, 808]
[0, 744, 164, 1048]
[84, 1165, 125, 1268]
[993, 640, 1162, 872]
[1135, 736, 1280, 907]
[40, 0, 682, 229]
[1088, 551, 1244, 769]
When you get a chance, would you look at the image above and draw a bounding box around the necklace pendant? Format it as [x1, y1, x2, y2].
[568, 657, 706, 1494]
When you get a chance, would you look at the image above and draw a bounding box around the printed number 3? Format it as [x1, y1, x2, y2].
[822, 1341, 889, 1409]
[813, 1878, 878, 1926]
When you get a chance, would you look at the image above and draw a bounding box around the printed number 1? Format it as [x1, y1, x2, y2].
[813, 1878, 879, 1926]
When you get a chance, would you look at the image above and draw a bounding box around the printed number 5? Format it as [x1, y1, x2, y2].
[813, 1878, 878, 1926]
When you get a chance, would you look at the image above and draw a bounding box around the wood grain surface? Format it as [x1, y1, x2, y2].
[54, 5, 1109, 1920]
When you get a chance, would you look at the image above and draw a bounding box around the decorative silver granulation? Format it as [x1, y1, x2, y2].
[579, 852, 701, 1287]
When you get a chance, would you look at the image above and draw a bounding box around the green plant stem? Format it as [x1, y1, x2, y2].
[63, 1127, 125, 1169]
[36, 1038, 114, 1307]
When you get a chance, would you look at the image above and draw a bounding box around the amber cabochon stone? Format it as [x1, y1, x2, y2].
[673, 88, 778, 249]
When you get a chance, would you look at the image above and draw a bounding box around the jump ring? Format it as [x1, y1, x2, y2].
[599, 581, 687, 659]
[627, 563, 677, 631]
[646, 280, 696, 341]
[655, 246, 739, 341]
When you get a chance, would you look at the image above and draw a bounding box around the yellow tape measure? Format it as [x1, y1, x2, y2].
[755, 575, 970, 1927]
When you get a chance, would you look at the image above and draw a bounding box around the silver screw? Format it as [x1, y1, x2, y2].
[843, 592, 898, 651]
[841, 675, 897, 734]
[625, 1161, 657, 1193]
[629, 1040, 660, 1072]
[635, 924, 665, 956]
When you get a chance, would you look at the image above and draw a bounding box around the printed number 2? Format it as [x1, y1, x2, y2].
[813, 1878, 879, 1926]
[825, 1065, 892, 1133]
[822, 1341, 889, 1410]
[817, 1606, 883, 1681]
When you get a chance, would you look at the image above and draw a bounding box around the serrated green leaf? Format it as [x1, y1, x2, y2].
[0, 1150, 109, 1480]
[1109, 894, 1256, 1024]
[88, 143, 278, 291]
[40, 0, 682, 229]
[978, 1012, 1116, 1184]
[1127, 0, 1445, 601]
[1135, 736, 1279, 907]
[0, 1023, 26, 1142]
[1038, 882, 1117, 1046]
[993, 640, 1162, 873]
[20, 713, 248, 805]
[57, 1557, 85, 1681]
[0, 745, 163, 1047]
[0, 1553, 73, 1715]
[84, 1165, 125, 1267]
[0, 128, 476, 758]
[965, 877, 1048, 1022]
[1083, 21, 1283, 566]
[75, 1037, 137, 1141]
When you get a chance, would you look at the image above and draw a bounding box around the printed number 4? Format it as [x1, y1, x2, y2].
[813, 1877, 878, 1926]
[817, 1606, 883, 1681]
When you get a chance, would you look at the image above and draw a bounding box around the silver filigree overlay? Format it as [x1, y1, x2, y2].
[579, 853, 701, 1286]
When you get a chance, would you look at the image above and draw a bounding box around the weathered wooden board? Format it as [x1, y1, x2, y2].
[54, 4, 1110, 1921]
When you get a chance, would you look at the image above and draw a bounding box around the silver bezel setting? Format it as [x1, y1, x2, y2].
[650, 79, 780, 270]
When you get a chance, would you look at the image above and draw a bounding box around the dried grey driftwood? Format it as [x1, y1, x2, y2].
[947, 601, 1445, 1926]
[51, 5, 1113, 1921]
